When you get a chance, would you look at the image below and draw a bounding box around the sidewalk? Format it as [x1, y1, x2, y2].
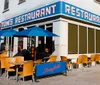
[0, 65, 100, 85]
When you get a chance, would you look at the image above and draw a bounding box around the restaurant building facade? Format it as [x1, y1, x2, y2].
[0, 0, 100, 60]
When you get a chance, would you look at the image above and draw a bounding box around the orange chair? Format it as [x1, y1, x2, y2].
[35, 59, 42, 64]
[15, 56, 24, 63]
[95, 54, 100, 63]
[73, 55, 83, 68]
[0, 57, 8, 75]
[61, 56, 72, 70]
[0, 52, 7, 58]
[5, 58, 16, 79]
[87, 54, 95, 66]
[89, 54, 95, 62]
[16, 61, 34, 82]
[47, 56, 57, 62]
[81, 55, 90, 67]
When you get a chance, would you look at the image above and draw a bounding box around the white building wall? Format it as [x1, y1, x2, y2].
[53, 20, 68, 60]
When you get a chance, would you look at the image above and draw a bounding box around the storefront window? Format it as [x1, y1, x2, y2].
[79, 26, 87, 54]
[96, 30, 100, 53]
[68, 23, 78, 54]
[88, 28, 94, 53]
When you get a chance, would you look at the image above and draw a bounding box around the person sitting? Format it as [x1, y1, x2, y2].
[42, 48, 51, 62]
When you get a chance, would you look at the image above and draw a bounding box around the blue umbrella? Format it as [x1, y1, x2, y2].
[0, 29, 18, 37]
[15, 27, 59, 37]
[15, 26, 59, 61]
[0, 28, 18, 56]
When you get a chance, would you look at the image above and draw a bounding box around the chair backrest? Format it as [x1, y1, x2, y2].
[0, 53, 7, 58]
[77, 55, 83, 64]
[0, 57, 8, 68]
[90, 54, 95, 62]
[36, 59, 42, 64]
[81, 55, 88, 63]
[95, 54, 100, 61]
[48, 55, 57, 62]
[15, 56, 24, 63]
[60, 56, 67, 61]
[5, 58, 16, 69]
[23, 61, 33, 76]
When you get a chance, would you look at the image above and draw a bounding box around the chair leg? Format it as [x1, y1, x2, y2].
[23, 77, 24, 82]
[32, 75, 34, 82]
[16, 74, 19, 82]
[0, 69, 2, 76]
[7, 71, 9, 79]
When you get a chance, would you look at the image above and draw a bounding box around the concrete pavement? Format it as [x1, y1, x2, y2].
[0, 65, 100, 85]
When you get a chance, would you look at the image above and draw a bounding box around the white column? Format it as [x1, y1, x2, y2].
[23, 27, 27, 49]
[13, 37, 18, 56]
[23, 38, 27, 49]
[53, 20, 68, 61]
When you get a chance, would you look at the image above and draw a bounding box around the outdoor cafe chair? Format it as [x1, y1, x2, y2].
[5, 57, 16, 79]
[35, 59, 42, 64]
[0, 57, 8, 75]
[47, 55, 57, 62]
[88, 54, 95, 66]
[73, 55, 83, 69]
[16, 61, 34, 82]
[0, 52, 7, 58]
[60, 56, 72, 70]
[81, 55, 90, 67]
[95, 54, 100, 64]
[14, 56, 24, 63]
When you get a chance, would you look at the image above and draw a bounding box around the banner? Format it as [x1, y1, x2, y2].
[35, 61, 66, 77]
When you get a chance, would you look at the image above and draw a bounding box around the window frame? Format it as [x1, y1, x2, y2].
[94, 0, 100, 4]
[3, 0, 9, 13]
[18, 0, 26, 5]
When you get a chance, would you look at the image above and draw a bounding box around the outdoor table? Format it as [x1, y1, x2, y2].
[8, 61, 25, 80]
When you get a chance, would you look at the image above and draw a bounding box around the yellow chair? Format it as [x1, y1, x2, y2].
[60, 56, 72, 70]
[5, 58, 16, 78]
[81, 55, 89, 67]
[0, 52, 7, 58]
[73, 56, 82, 64]
[87, 54, 95, 66]
[35, 59, 42, 64]
[95, 54, 100, 63]
[90, 54, 95, 62]
[0, 57, 8, 75]
[15, 56, 24, 63]
[16, 61, 34, 82]
[47, 56, 57, 62]
[73, 55, 83, 68]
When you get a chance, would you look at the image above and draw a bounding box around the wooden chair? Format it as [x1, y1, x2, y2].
[47, 56, 57, 62]
[16, 61, 34, 82]
[5, 57, 16, 79]
[60, 56, 72, 70]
